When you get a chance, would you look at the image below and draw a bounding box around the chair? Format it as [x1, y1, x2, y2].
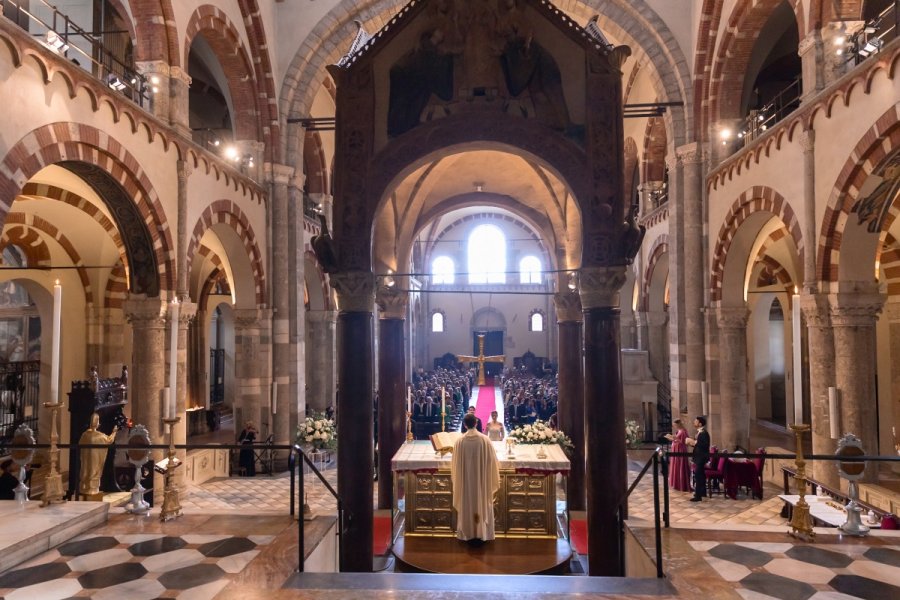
[704, 448, 726, 497]
[748, 447, 766, 497]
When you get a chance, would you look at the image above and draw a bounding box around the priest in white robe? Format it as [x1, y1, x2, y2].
[451, 412, 501, 543]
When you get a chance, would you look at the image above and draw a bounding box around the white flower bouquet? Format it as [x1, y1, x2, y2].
[297, 412, 337, 450]
[508, 419, 573, 452]
[625, 418, 642, 448]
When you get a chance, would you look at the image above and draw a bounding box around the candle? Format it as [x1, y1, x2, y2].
[168, 299, 179, 418]
[50, 280, 61, 404]
[441, 387, 446, 415]
[407, 386, 412, 414]
[161, 387, 171, 419]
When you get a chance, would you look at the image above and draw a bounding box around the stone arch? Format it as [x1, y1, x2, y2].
[0, 225, 50, 266]
[818, 105, 900, 283]
[0, 123, 172, 296]
[642, 235, 668, 312]
[706, 0, 806, 139]
[105, 260, 128, 309]
[235, 0, 280, 159]
[131, 0, 179, 65]
[183, 5, 262, 142]
[471, 306, 507, 332]
[710, 186, 803, 303]
[186, 201, 266, 307]
[279, 0, 692, 164]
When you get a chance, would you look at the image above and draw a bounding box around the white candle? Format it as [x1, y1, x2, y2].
[161, 388, 171, 420]
[791, 293, 803, 426]
[441, 387, 446, 414]
[828, 387, 840, 439]
[168, 299, 179, 417]
[50, 280, 61, 404]
[407, 386, 412, 414]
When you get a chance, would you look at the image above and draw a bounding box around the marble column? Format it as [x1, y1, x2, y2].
[332, 270, 376, 572]
[376, 287, 408, 510]
[801, 293, 838, 486]
[798, 31, 825, 103]
[716, 307, 750, 451]
[306, 311, 336, 413]
[167, 67, 191, 139]
[288, 170, 307, 441]
[554, 291, 584, 511]
[580, 267, 627, 577]
[665, 152, 686, 413]
[830, 284, 884, 482]
[233, 309, 272, 435]
[679, 145, 706, 420]
[270, 165, 293, 451]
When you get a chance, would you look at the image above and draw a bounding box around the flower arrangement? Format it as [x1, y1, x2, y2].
[508, 420, 573, 452]
[297, 412, 337, 450]
[625, 418, 642, 448]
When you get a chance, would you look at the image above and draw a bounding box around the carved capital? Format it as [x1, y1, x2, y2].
[376, 287, 409, 320]
[177, 301, 198, 325]
[553, 291, 583, 323]
[830, 289, 885, 327]
[135, 60, 170, 77]
[168, 66, 192, 86]
[233, 308, 272, 330]
[608, 45, 632, 70]
[331, 271, 376, 313]
[269, 163, 295, 186]
[798, 129, 815, 153]
[177, 159, 193, 180]
[800, 293, 831, 328]
[579, 267, 627, 309]
[715, 306, 749, 329]
[123, 295, 167, 328]
[676, 142, 704, 165]
[797, 31, 821, 57]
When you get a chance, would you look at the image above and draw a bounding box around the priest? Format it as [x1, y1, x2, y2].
[451, 412, 500, 544]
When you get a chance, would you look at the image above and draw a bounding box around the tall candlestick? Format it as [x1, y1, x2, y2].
[168, 299, 179, 418]
[50, 280, 61, 404]
[441, 386, 446, 415]
[791, 293, 803, 425]
[407, 386, 412, 414]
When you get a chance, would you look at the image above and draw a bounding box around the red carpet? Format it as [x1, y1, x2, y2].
[570, 518, 587, 554]
[474, 382, 496, 427]
[373, 515, 392, 555]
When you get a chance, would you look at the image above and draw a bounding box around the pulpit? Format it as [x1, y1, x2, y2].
[67, 366, 128, 499]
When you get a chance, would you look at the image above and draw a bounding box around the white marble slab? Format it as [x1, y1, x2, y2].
[391, 440, 569, 472]
[0, 500, 109, 573]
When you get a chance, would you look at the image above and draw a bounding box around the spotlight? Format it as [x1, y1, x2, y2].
[719, 128, 732, 141]
[224, 146, 239, 161]
[834, 35, 846, 46]
[107, 75, 127, 91]
[45, 31, 69, 53]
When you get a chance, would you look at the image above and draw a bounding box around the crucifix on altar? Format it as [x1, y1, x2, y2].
[456, 333, 505, 386]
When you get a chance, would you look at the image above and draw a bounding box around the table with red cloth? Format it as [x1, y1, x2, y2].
[723, 458, 762, 499]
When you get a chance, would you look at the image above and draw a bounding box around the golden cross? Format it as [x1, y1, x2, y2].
[456, 334, 505, 386]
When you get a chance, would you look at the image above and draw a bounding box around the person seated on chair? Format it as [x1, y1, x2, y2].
[238, 421, 257, 476]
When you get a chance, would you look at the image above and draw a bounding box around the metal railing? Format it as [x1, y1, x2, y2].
[1, 0, 150, 107]
[303, 194, 322, 221]
[0, 360, 40, 450]
[620, 449, 665, 578]
[290, 444, 346, 573]
[847, 1, 898, 66]
[735, 76, 802, 148]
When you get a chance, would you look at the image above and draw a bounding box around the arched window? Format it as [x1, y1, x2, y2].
[432, 310, 445, 332]
[432, 256, 455, 284]
[519, 256, 542, 284]
[468, 224, 506, 284]
[529, 310, 544, 332]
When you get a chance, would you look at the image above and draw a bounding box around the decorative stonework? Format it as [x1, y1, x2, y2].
[579, 267, 627, 309]
[331, 271, 376, 313]
[123, 295, 167, 327]
[715, 306, 749, 329]
[553, 291, 583, 323]
[676, 143, 704, 165]
[376, 287, 409, 320]
[800, 293, 831, 328]
[829, 292, 886, 327]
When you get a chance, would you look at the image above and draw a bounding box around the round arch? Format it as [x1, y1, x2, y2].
[131, 0, 179, 65]
[642, 235, 669, 312]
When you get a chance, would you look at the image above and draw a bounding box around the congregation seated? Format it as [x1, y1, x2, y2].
[501, 370, 557, 430]
[409, 366, 469, 439]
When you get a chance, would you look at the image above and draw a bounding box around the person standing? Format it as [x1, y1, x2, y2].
[451, 412, 500, 544]
[485, 410, 504, 441]
[238, 421, 257, 476]
[664, 419, 691, 492]
[686, 416, 710, 501]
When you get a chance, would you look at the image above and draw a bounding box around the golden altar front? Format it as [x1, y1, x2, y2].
[391, 441, 570, 538]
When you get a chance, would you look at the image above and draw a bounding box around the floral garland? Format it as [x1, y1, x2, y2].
[508, 420, 573, 452]
[297, 412, 337, 450]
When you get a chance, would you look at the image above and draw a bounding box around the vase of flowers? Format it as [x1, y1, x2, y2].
[508, 420, 573, 453]
[625, 418, 642, 448]
[297, 412, 337, 451]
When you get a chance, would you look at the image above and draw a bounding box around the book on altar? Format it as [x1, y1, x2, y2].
[430, 431, 463, 453]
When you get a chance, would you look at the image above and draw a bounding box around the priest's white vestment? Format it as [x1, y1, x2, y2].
[451, 428, 501, 541]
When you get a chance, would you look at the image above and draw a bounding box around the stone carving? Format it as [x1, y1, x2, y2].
[123, 295, 167, 327]
[579, 266, 627, 309]
[376, 286, 409, 320]
[852, 150, 900, 233]
[715, 306, 750, 329]
[553, 290, 582, 322]
[78, 412, 118, 500]
[331, 271, 376, 313]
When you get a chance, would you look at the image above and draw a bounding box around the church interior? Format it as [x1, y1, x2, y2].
[0, 0, 899, 597]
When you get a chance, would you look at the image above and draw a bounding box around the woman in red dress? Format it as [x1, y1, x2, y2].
[665, 419, 691, 492]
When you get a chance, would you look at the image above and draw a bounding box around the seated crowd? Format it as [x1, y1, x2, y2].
[501, 368, 558, 430]
[409, 366, 474, 438]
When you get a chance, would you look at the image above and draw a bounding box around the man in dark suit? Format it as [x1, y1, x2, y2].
[687, 416, 710, 502]
[459, 407, 483, 433]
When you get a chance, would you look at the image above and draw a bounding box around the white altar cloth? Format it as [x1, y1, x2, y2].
[391, 440, 569, 473]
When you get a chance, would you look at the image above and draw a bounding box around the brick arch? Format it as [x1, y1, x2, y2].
[880, 233, 900, 295]
[235, 0, 280, 160]
[0, 123, 174, 296]
[818, 104, 900, 282]
[809, 0, 864, 31]
[279, 0, 693, 163]
[131, 0, 179, 66]
[183, 5, 262, 142]
[755, 255, 793, 290]
[104, 260, 128, 309]
[706, 0, 805, 140]
[186, 201, 266, 307]
[710, 186, 803, 302]
[641, 234, 668, 311]
[1, 217, 94, 305]
[642, 117, 667, 183]
[0, 225, 51, 266]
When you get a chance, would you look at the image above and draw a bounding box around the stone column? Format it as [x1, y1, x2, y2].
[332, 270, 376, 572]
[620, 311, 637, 349]
[716, 307, 750, 451]
[634, 310, 649, 352]
[580, 267, 627, 577]
[288, 169, 307, 442]
[173, 302, 197, 464]
[168, 67, 191, 138]
[233, 309, 272, 435]
[176, 160, 191, 298]
[136, 61, 170, 125]
[376, 287, 408, 510]
[798, 32, 825, 103]
[665, 152, 686, 413]
[554, 291, 584, 511]
[306, 311, 336, 413]
[270, 165, 293, 450]
[800, 131, 817, 286]
[679, 145, 706, 420]
[830, 285, 884, 482]
[801, 293, 838, 486]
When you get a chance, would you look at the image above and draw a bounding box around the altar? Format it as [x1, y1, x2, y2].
[391, 441, 569, 538]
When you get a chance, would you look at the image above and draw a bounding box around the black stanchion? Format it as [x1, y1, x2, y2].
[660, 450, 671, 528]
[652, 452, 663, 578]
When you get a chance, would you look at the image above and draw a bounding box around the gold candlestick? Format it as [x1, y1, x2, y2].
[159, 417, 182, 522]
[41, 401, 65, 506]
[441, 410, 446, 433]
[406, 411, 414, 443]
[788, 423, 815, 541]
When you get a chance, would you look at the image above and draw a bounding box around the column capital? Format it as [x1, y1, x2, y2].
[123, 295, 167, 327]
[676, 142, 704, 165]
[830, 290, 885, 326]
[376, 286, 409, 319]
[176, 301, 198, 324]
[233, 308, 272, 329]
[579, 266, 627, 310]
[800, 293, 832, 327]
[168, 65, 192, 86]
[797, 30, 821, 56]
[268, 163, 295, 185]
[553, 291, 583, 323]
[798, 128, 815, 152]
[331, 271, 376, 313]
[715, 306, 749, 329]
[306, 310, 337, 324]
